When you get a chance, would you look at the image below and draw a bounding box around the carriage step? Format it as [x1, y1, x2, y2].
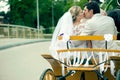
[67, 65, 110, 71]
[67, 66, 98, 71]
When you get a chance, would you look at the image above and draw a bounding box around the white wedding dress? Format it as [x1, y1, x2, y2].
[72, 22, 87, 48]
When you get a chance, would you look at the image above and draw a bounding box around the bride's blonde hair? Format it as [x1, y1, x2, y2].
[69, 6, 82, 22]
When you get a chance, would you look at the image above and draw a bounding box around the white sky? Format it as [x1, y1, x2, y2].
[0, 0, 9, 13]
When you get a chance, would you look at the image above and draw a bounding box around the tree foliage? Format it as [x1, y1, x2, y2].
[101, 0, 120, 11]
[7, 0, 36, 28]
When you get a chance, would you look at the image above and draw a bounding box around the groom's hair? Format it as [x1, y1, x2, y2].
[87, 0, 102, 4]
[85, 1, 100, 14]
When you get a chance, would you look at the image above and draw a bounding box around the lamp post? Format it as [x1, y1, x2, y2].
[36, 0, 40, 38]
[52, 0, 54, 27]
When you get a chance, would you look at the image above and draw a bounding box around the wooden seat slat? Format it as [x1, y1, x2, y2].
[67, 67, 98, 71]
[58, 35, 117, 40]
[57, 48, 120, 53]
[67, 65, 110, 71]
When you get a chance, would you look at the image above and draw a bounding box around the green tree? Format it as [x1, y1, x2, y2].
[101, 0, 120, 11]
[8, 0, 36, 28]
[39, 0, 66, 33]
[8, 0, 66, 32]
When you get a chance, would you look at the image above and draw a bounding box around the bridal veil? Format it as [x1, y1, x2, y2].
[49, 11, 74, 59]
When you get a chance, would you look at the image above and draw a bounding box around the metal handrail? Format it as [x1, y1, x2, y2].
[0, 23, 52, 39]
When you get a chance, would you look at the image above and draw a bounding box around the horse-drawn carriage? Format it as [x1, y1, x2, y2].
[41, 35, 120, 80]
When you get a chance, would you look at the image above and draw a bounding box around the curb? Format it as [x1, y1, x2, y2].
[0, 39, 51, 50]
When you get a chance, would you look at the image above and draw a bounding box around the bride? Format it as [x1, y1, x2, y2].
[49, 6, 89, 59]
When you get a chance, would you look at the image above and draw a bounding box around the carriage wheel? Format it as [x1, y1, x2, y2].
[40, 69, 56, 80]
[80, 72, 85, 80]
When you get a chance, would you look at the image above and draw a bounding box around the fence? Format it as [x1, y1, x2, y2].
[0, 24, 53, 39]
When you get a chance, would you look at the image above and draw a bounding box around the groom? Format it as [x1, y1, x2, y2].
[81, 1, 119, 50]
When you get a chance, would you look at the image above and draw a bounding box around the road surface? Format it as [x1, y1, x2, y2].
[0, 39, 52, 80]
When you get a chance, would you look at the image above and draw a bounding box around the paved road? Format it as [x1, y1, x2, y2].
[0, 39, 52, 80]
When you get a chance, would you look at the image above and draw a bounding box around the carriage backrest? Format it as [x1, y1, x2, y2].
[57, 35, 120, 75]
